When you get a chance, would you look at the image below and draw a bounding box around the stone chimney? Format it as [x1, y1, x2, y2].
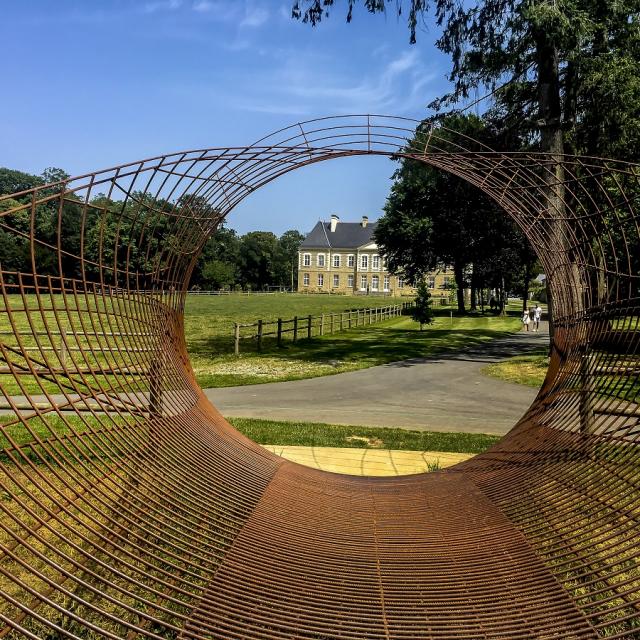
[361, 215, 369, 228]
[330, 214, 339, 233]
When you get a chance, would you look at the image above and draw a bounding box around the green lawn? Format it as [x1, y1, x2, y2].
[0, 293, 522, 394]
[227, 417, 500, 453]
[0, 413, 498, 465]
[481, 349, 639, 403]
[188, 297, 522, 387]
[482, 349, 549, 387]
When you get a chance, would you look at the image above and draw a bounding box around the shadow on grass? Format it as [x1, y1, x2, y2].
[189, 323, 527, 370]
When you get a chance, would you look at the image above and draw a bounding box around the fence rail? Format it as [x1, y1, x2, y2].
[233, 302, 414, 355]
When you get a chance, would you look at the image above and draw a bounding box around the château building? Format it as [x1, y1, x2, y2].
[297, 215, 450, 296]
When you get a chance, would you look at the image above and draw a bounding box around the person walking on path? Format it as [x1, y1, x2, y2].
[533, 304, 542, 332]
[522, 309, 531, 331]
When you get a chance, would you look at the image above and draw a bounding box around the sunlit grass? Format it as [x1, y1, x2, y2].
[482, 350, 549, 387]
[1, 293, 523, 393]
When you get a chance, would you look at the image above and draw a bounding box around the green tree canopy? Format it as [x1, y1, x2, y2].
[274, 229, 306, 289]
[293, 1, 640, 160]
[375, 114, 539, 312]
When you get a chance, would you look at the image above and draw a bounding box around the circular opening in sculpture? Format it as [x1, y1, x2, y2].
[180, 150, 551, 477]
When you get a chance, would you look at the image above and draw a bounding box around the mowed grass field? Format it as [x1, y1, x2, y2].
[185, 294, 522, 387]
[0, 292, 522, 395]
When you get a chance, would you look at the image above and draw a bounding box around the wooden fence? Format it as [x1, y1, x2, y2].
[233, 302, 414, 355]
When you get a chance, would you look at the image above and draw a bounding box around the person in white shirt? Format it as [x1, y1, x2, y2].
[533, 304, 542, 332]
[522, 310, 531, 331]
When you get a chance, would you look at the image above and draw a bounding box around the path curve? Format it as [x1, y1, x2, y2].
[207, 324, 549, 435]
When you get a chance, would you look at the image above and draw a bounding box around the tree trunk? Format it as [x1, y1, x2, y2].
[535, 29, 583, 323]
[453, 262, 466, 313]
[470, 266, 478, 311]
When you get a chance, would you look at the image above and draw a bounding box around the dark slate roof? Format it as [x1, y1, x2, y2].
[300, 220, 378, 249]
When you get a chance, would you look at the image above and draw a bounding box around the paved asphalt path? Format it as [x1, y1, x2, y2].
[206, 324, 549, 436]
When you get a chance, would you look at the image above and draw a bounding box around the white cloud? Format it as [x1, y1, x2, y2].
[236, 101, 311, 117]
[260, 49, 434, 115]
[192, 0, 212, 12]
[143, 0, 182, 14]
[240, 6, 269, 28]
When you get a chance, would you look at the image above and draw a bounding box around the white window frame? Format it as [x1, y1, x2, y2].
[303, 273, 309, 286]
[347, 274, 354, 288]
[371, 275, 379, 291]
[372, 255, 380, 270]
[428, 276, 435, 289]
[318, 273, 324, 287]
[360, 275, 367, 291]
[333, 254, 340, 268]
[398, 277, 404, 289]
[347, 254, 355, 268]
[360, 255, 369, 270]
[333, 274, 339, 288]
[303, 253, 311, 267]
[383, 275, 390, 291]
[317, 253, 325, 267]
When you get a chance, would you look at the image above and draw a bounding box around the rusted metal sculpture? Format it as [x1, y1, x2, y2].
[0, 115, 638, 638]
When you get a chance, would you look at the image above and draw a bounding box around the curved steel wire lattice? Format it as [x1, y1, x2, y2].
[0, 115, 639, 639]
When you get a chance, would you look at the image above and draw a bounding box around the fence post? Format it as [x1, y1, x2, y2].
[307, 314, 312, 339]
[340, 312, 344, 331]
[257, 319, 263, 352]
[59, 327, 67, 368]
[357, 309, 360, 327]
[234, 323, 240, 356]
[349, 311, 352, 329]
[293, 316, 298, 343]
[331, 313, 335, 334]
[277, 318, 283, 347]
[320, 313, 325, 336]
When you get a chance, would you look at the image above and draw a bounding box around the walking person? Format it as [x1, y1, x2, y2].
[522, 309, 530, 331]
[533, 303, 542, 332]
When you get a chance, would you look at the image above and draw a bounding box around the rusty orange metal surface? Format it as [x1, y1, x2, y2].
[0, 115, 638, 638]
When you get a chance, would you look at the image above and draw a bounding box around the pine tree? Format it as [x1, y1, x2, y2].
[411, 279, 435, 330]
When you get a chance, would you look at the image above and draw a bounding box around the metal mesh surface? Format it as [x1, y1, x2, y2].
[0, 115, 638, 638]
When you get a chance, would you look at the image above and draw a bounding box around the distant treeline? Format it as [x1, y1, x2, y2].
[0, 167, 304, 291]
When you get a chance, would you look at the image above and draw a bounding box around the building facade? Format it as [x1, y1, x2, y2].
[297, 215, 451, 296]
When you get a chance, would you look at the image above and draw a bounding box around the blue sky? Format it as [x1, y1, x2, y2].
[1, 1, 460, 235]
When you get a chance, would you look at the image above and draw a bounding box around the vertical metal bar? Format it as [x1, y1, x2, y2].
[59, 327, 67, 368]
